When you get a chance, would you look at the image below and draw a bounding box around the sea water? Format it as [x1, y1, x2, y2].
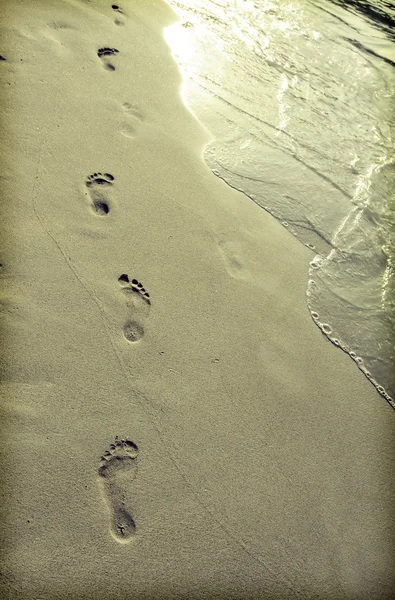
[164, 0, 395, 408]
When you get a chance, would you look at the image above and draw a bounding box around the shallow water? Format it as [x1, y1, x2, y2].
[164, 0, 395, 407]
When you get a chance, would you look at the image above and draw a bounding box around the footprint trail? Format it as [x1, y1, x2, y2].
[98, 438, 139, 543]
[85, 172, 114, 215]
[118, 274, 151, 343]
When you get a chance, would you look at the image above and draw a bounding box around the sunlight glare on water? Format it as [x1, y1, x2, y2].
[165, 0, 395, 408]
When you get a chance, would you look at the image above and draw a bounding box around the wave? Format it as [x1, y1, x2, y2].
[165, 0, 395, 407]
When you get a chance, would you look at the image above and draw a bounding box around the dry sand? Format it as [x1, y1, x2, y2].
[1, 1, 394, 599]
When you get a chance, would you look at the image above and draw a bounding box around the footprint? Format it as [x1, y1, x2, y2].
[85, 172, 114, 215]
[218, 239, 251, 281]
[112, 4, 125, 26]
[118, 274, 151, 343]
[112, 4, 124, 13]
[120, 102, 144, 138]
[98, 438, 139, 543]
[97, 47, 119, 71]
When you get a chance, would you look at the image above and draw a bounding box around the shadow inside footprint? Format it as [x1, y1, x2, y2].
[85, 172, 114, 216]
[98, 439, 139, 543]
[123, 320, 144, 343]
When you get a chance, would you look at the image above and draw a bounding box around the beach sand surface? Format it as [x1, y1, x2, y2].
[0, 1, 394, 599]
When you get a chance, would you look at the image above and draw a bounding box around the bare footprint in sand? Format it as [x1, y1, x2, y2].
[97, 47, 119, 71]
[98, 438, 139, 543]
[120, 102, 144, 138]
[118, 274, 151, 343]
[218, 239, 251, 281]
[112, 4, 125, 26]
[85, 172, 114, 215]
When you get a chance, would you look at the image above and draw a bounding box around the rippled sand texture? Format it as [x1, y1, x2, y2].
[1, 1, 394, 599]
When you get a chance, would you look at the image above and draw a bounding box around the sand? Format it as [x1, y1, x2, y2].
[0, 1, 394, 599]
